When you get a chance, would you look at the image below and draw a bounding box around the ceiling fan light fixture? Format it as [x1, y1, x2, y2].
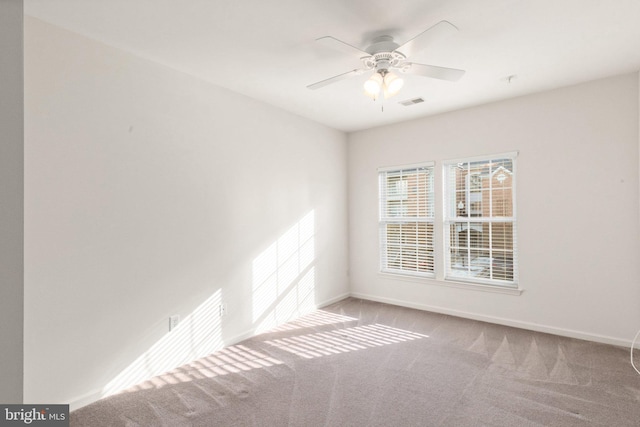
[363, 73, 383, 99]
[383, 71, 404, 97]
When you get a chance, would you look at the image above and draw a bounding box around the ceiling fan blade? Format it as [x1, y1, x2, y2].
[399, 62, 465, 81]
[316, 36, 370, 58]
[307, 69, 367, 90]
[395, 20, 459, 56]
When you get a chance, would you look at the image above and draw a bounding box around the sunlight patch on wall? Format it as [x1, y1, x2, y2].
[252, 211, 316, 333]
[102, 289, 223, 397]
[123, 344, 283, 392]
[265, 323, 429, 359]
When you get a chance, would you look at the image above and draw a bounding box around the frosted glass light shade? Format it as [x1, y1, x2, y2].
[364, 73, 383, 99]
[383, 72, 404, 96]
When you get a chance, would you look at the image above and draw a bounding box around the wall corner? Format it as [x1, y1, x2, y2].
[0, 0, 25, 404]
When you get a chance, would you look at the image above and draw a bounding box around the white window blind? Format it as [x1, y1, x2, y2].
[379, 163, 435, 277]
[444, 153, 517, 286]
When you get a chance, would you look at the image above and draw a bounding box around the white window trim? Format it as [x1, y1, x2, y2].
[444, 151, 519, 165]
[442, 151, 519, 288]
[378, 272, 523, 295]
[378, 161, 435, 279]
[378, 161, 435, 172]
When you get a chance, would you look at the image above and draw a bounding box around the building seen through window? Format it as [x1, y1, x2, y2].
[446, 156, 517, 285]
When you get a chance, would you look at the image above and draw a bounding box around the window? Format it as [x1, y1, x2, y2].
[379, 163, 435, 277]
[444, 153, 517, 286]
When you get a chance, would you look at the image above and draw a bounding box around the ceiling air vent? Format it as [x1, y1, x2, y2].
[399, 97, 425, 106]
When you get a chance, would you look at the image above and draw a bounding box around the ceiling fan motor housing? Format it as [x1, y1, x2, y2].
[366, 35, 399, 54]
[363, 50, 407, 72]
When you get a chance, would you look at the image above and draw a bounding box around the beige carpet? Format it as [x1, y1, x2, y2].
[71, 298, 640, 426]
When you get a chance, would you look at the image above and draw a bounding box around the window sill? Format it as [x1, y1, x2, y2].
[378, 272, 523, 296]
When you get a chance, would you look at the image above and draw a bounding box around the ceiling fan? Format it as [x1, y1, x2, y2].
[307, 20, 465, 100]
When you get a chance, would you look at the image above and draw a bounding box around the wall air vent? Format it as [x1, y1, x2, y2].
[399, 97, 425, 106]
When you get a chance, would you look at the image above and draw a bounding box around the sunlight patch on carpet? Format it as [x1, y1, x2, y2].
[265, 323, 429, 359]
[123, 344, 284, 392]
[270, 310, 358, 333]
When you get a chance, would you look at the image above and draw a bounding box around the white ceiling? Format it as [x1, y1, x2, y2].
[24, 0, 640, 132]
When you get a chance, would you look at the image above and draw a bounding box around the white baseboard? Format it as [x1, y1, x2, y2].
[69, 389, 103, 412]
[223, 291, 352, 347]
[349, 292, 632, 348]
[317, 292, 351, 309]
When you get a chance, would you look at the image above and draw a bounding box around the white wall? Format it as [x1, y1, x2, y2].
[24, 17, 348, 408]
[0, 0, 24, 404]
[348, 73, 640, 346]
